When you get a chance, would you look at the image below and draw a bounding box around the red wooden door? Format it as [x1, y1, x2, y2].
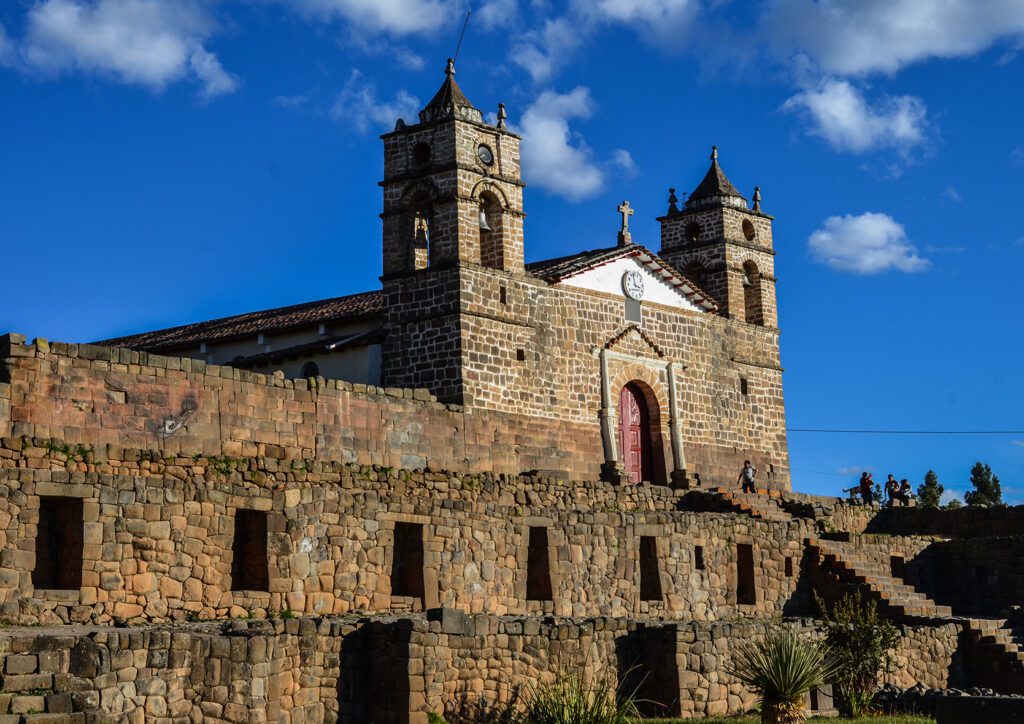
[619, 383, 653, 483]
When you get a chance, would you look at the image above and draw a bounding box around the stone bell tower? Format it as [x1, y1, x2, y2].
[657, 147, 778, 329]
[379, 59, 526, 402]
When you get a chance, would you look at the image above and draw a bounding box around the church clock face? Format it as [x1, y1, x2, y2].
[477, 143, 494, 166]
[622, 270, 645, 300]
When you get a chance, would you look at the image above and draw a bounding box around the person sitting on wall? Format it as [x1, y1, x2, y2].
[738, 460, 758, 494]
[894, 479, 913, 506]
[859, 472, 875, 505]
[884, 474, 899, 507]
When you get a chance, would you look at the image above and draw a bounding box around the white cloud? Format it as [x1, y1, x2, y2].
[610, 149, 637, 176]
[781, 79, 928, 154]
[278, 0, 459, 36]
[580, 0, 699, 45]
[1012, 440, 1024, 448]
[273, 94, 310, 109]
[1012, 146, 1024, 167]
[765, 0, 1024, 76]
[0, 24, 13, 66]
[477, 0, 517, 30]
[19, 0, 235, 97]
[189, 46, 238, 99]
[519, 87, 606, 202]
[511, 17, 582, 84]
[942, 185, 962, 203]
[330, 69, 419, 133]
[808, 212, 930, 274]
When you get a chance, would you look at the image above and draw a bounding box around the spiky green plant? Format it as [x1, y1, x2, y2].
[497, 668, 640, 724]
[726, 632, 839, 724]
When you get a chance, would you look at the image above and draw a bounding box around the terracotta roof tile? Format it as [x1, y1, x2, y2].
[97, 290, 383, 352]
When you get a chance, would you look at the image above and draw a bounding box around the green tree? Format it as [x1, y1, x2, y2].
[946, 499, 962, 510]
[816, 590, 899, 717]
[964, 462, 1003, 507]
[917, 470, 944, 509]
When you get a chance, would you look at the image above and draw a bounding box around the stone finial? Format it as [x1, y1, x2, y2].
[753, 186, 762, 212]
[617, 200, 634, 246]
[711, 145, 718, 162]
[497, 103, 507, 129]
[667, 188, 679, 214]
[445, 58, 456, 76]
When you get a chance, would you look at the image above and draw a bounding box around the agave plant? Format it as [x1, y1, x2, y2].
[726, 632, 839, 724]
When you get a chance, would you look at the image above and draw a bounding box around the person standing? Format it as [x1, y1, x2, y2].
[859, 472, 874, 505]
[885, 474, 899, 507]
[738, 460, 758, 494]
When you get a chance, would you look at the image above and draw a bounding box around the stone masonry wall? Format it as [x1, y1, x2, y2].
[0, 438, 810, 626]
[0, 333, 788, 488]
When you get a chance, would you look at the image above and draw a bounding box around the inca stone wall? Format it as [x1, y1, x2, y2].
[0, 437, 807, 626]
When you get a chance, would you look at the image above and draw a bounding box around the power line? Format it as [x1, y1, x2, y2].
[453, 10, 472, 63]
[788, 429, 1024, 435]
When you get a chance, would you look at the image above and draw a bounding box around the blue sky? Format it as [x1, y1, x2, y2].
[1, 0, 1023, 502]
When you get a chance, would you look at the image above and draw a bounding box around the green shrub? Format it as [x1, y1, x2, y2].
[496, 669, 639, 724]
[726, 632, 838, 724]
[816, 590, 899, 717]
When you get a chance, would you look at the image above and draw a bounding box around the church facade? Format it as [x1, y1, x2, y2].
[101, 61, 790, 489]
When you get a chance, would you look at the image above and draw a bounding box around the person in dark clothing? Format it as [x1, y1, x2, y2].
[885, 474, 899, 507]
[894, 479, 913, 506]
[738, 460, 758, 494]
[859, 472, 874, 505]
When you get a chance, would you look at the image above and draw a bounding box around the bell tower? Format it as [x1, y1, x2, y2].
[657, 147, 778, 328]
[380, 58, 524, 278]
[380, 59, 526, 402]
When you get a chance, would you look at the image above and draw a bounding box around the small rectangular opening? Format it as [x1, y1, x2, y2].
[694, 545, 705, 571]
[231, 510, 269, 592]
[736, 543, 756, 605]
[33, 497, 83, 590]
[526, 527, 553, 601]
[516, 348, 526, 362]
[392, 522, 425, 599]
[890, 555, 906, 580]
[784, 556, 794, 578]
[639, 536, 662, 601]
[740, 377, 749, 396]
[499, 285, 507, 305]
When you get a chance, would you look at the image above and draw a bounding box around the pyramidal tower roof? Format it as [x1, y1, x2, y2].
[686, 146, 747, 210]
[419, 58, 484, 124]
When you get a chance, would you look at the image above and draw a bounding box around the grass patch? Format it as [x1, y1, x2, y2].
[639, 718, 933, 724]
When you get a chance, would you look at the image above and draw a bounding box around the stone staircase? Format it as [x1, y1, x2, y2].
[964, 616, 1024, 694]
[807, 537, 953, 620]
[703, 487, 793, 522]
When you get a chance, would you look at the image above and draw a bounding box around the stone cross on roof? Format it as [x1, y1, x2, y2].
[617, 200, 634, 246]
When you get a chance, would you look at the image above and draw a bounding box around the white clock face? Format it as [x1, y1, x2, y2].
[622, 270, 645, 300]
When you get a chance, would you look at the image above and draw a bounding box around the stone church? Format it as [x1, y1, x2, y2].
[102, 59, 790, 489]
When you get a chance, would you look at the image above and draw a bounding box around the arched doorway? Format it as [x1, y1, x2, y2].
[619, 382, 655, 483]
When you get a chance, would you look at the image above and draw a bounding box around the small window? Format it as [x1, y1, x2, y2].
[890, 556, 906, 580]
[411, 142, 431, 166]
[639, 537, 662, 601]
[784, 556, 794, 578]
[694, 545, 705, 571]
[392, 523, 425, 600]
[499, 285, 507, 305]
[301, 361, 320, 378]
[685, 221, 701, 242]
[33, 497, 83, 590]
[232, 510, 269, 592]
[742, 219, 756, 241]
[516, 349, 526, 362]
[736, 543, 756, 605]
[526, 527, 553, 601]
[740, 377, 749, 396]
[625, 298, 641, 323]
